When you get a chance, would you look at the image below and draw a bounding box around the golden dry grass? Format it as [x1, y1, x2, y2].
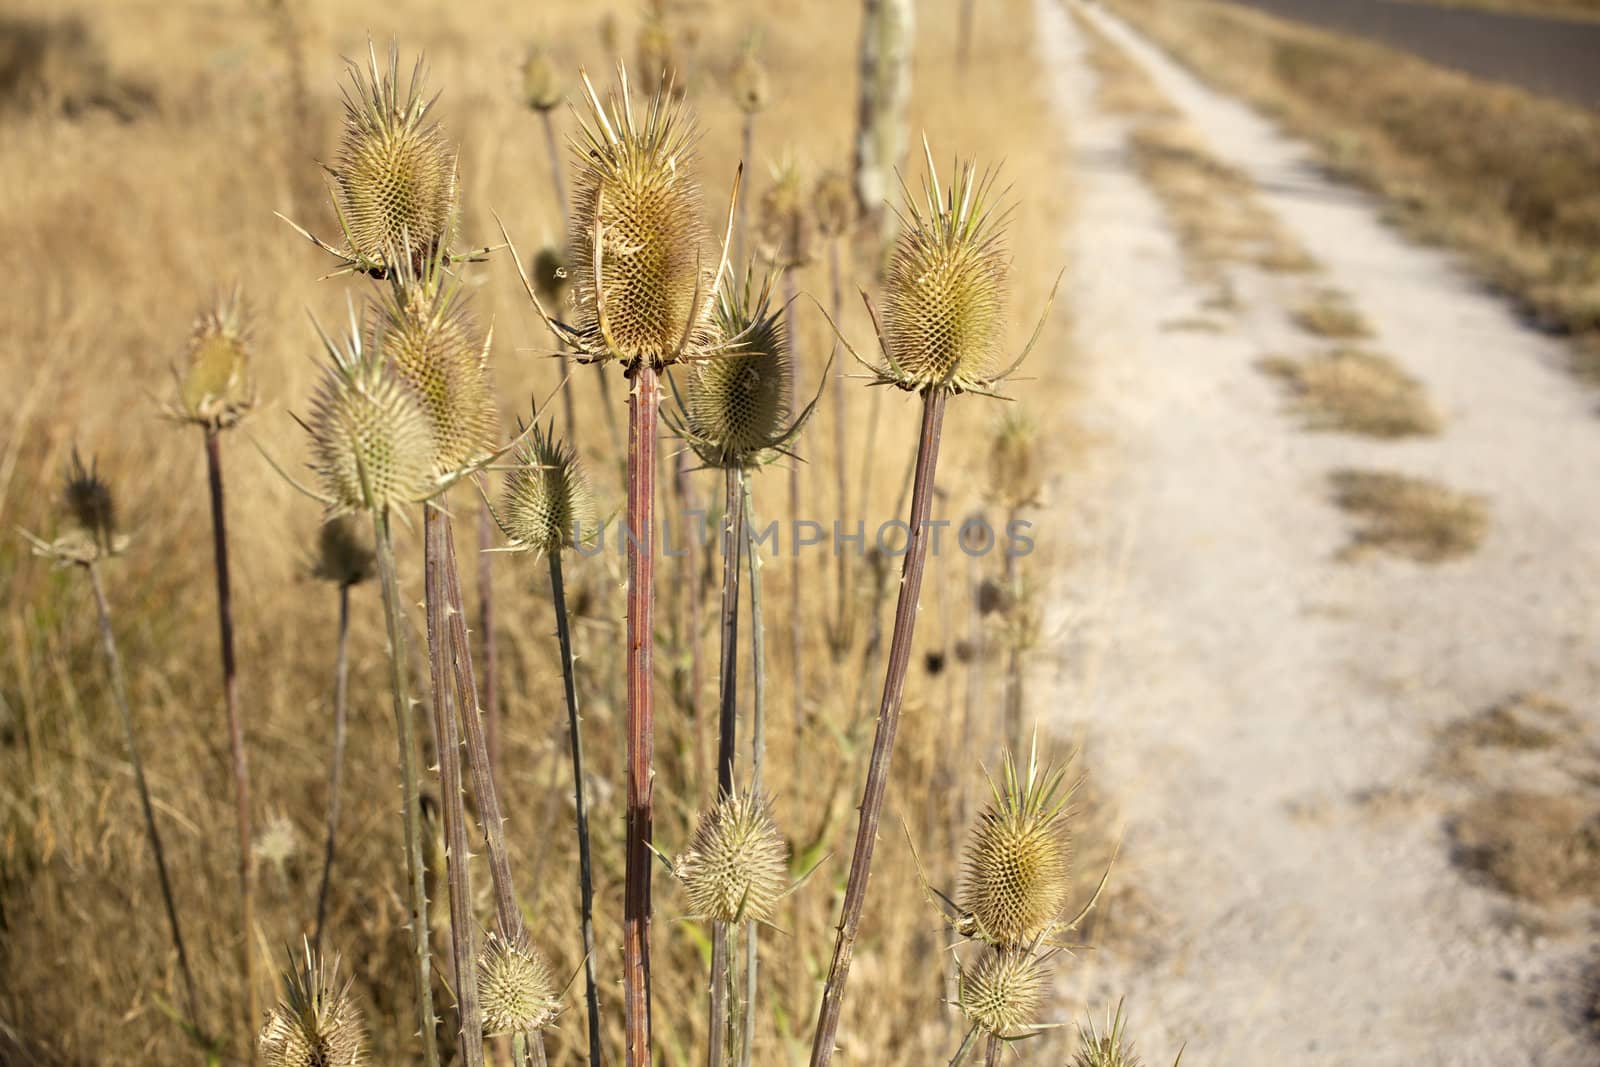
[1259, 348, 1440, 437]
[1291, 290, 1374, 340]
[1104, 0, 1600, 379]
[1451, 790, 1600, 906]
[1327, 469, 1489, 562]
[0, 0, 1091, 1064]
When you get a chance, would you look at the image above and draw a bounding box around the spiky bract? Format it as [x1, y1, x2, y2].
[1073, 1001, 1145, 1067]
[330, 43, 457, 273]
[957, 947, 1047, 1038]
[567, 67, 715, 368]
[499, 422, 599, 555]
[960, 749, 1074, 945]
[523, 47, 562, 112]
[677, 275, 792, 467]
[371, 275, 496, 473]
[306, 324, 438, 516]
[758, 156, 815, 269]
[677, 789, 787, 924]
[258, 943, 367, 1067]
[814, 169, 856, 240]
[477, 926, 560, 1037]
[876, 155, 1010, 393]
[313, 515, 376, 586]
[172, 288, 255, 430]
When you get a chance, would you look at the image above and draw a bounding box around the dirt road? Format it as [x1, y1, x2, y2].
[1034, 1, 1600, 1062]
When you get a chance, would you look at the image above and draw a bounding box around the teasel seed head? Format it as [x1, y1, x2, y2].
[871, 145, 1012, 394]
[957, 947, 1048, 1038]
[1072, 1000, 1145, 1067]
[170, 287, 255, 430]
[757, 154, 815, 269]
[988, 409, 1041, 510]
[814, 169, 856, 240]
[567, 66, 718, 368]
[306, 319, 439, 516]
[477, 924, 560, 1037]
[730, 47, 769, 115]
[329, 42, 458, 274]
[370, 270, 497, 474]
[674, 272, 795, 468]
[313, 515, 376, 587]
[258, 941, 367, 1067]
[497, 421, 599, 555]
[960, 746, 1074, 945]
[676, 788, 788, 924]
[523, 46, 563, 112]
[533, 245, 570, 311]
[64, 448, 117, 549]
[635, 17, 679, 99]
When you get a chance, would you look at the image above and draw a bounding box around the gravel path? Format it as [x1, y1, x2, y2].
[1033, 1, 1600, 1062]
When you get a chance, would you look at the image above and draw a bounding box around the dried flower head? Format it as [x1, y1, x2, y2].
[814, 169, 856, 240]
[533, 244, 570, 310]
[730, 47, 768, 114]
[477, 925, 560, 1037]
[669, 272, 815, 469]
[1072, 1000, 1145, 1067]
[677, 789, 788, 924]
[960, 746, 1075, 945]
[258, 942, 367, 1067]
[957, 947, 1048, 1038]
[757, 154, 815, 269]
[313, 515, 376, 587]
[305, 317, 439, 516]
[170, 288, 255, 430]
[370, 268, 497, 473]
[523, 46, 562, 112]
[988, 409, 1041, 510]
[326, 42, 458, 275]
[495, 421, 599, 555]
[24, 449, 127, 565]
[563, 66, 721, 368]
[254, 810, 299, 881]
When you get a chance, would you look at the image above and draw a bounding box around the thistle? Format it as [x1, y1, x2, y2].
[757, 155, 815, 271]
[493, 420, 599, 556]
[677, 789, 788, 926]
[523, 46, 562, 112]
[956, 948, 1047, 1039]
[1073, 1001, 1145, 1067]
[167, 288, 256, 431]
[814, 170, 856, 241]
[730, 46, 769, 116]
[258, 942, 368, 1067]
[477, 926, 561, 1037]
[959, 748, 1074, 945]
[27, 449, 125, 565]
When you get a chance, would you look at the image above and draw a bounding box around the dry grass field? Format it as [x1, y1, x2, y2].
[0, 0, 1088, 1064]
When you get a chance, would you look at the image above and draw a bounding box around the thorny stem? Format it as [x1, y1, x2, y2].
[623, 362, 660, 1067]
[809, 388, 948, 1067]
[477, 501, 501, 775]
[715, 467, 745, 797]
[550, 550, 604, 1067]
[424, 505, 485, 1067]
[984, 1034, 1003, 1067]
[783, 270, 805, 801]
[708, 920, 733, 1067]
[372, 507, 441, 1067]
[739, 467, 767, 1067]
[947, 1025, 980, 1067]
[86, 562, 202, 1036]
[313, 582, 353, 954]
[203, 429, 258, 1051]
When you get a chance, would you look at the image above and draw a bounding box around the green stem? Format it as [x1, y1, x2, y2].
[715, 468, 745, 797]
[372, 507, 440, 1067]
[983, 1033, 1002, 1067]
[948, 1025, 980, 1067]
[550, 550, 604, 1067]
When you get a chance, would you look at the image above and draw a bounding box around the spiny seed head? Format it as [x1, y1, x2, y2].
[370, 277, 497, 473]
[534, 245, 570, 309]
[960, 748, 1074, 945]
[477, 926, 560, 1036]
[1073, 1001, 1145, 1067]
[313, 515, 375, 587]
[173, 288, 255, 430]
[814, 169, 856, 240]
[958, 948, 1048, 1038]
[331, 43, 458, 273]
[677, 789, 788, 924]
[988, 409, 1041, 509]
[878, 152, 1010, 393]
[635, 19, 678, 99]
[757, 155, 815, 269]
[730, 48, 769, 114]
[258, 942, 367, 1067]
[523, 47, 562, 112]
[568, 66, 716, 367]
[500, 422, 599, 555]
[307, 325, 438, 515]
[64, 449, 116, 547]
[681, 274, 791, 467]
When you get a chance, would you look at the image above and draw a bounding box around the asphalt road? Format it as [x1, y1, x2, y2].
[1218, 0, 1600, 108]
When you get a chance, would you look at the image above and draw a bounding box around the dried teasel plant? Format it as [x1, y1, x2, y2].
[954, 946, 1050, 1043]
[477, 925, 562, 1043]
[1073, 1000, 1145, 1067]
[757, 154, 816, 272]
[808, 143, 1061, 1067]
[166, 287, 256, 431]
[525, 45, 570, 226]
[958, 747, 1075, 945]
[258, 942, 368, 1067]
